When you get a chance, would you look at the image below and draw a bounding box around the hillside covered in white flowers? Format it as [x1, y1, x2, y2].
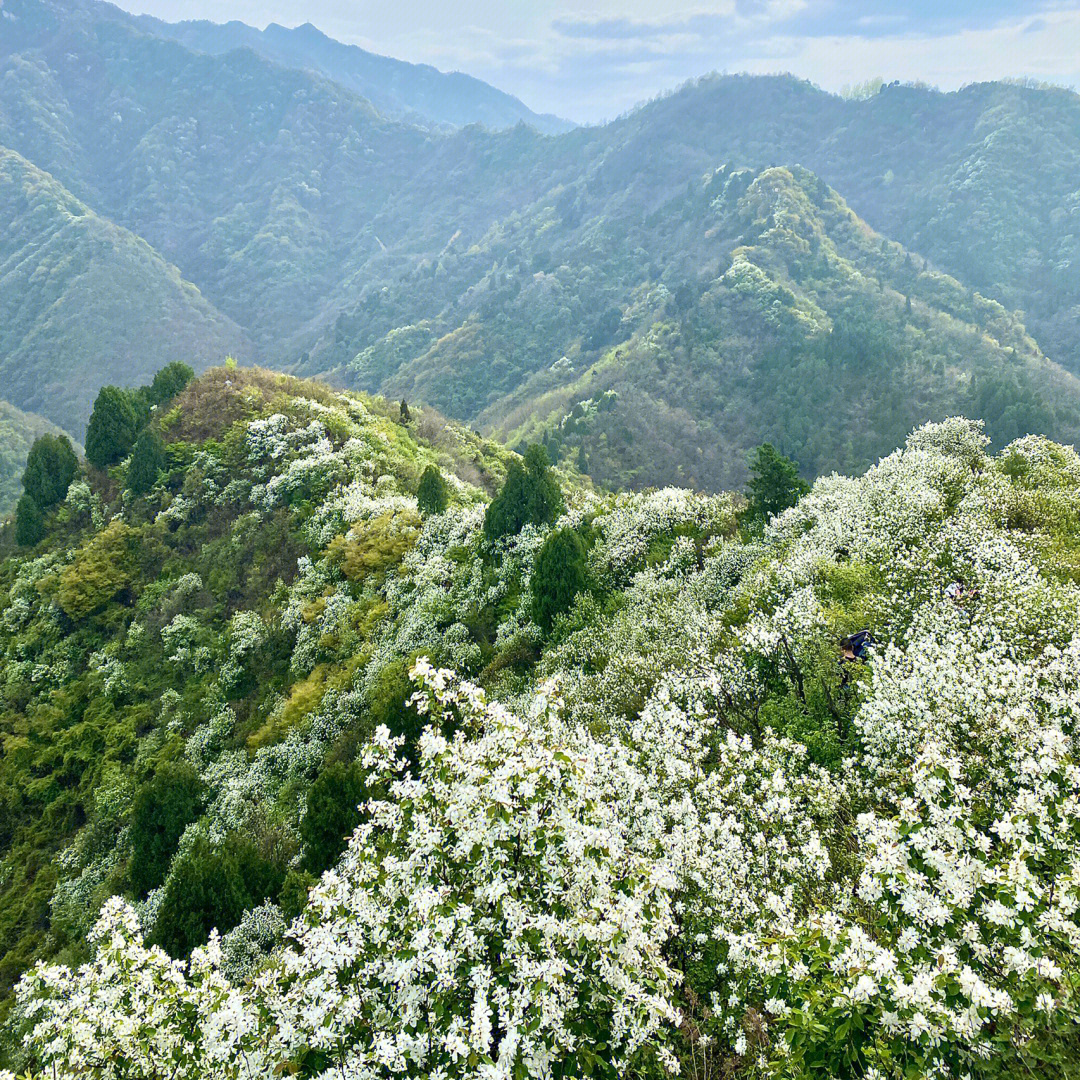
[2, 367, 1080, 1079]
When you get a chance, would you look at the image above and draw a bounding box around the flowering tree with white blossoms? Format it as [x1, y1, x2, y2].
[9, 663, 680, 1080]
[11, 898, 268, 1080]
[259, 659, 680, 1080]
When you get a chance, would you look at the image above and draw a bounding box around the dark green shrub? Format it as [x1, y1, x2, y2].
[367, 657, 426, 756]
[531, 527, 587, 632]
[416, 464, 450, 515]
[130, 762, 203, 896]
[300, 761, 368, 875]
[153, 833, 285, 958]
[22, 434, 78, 509]
[85, 386, 143, 469]
[127, 427, 167, 495]
[278, 868, 316, 920]
[13, 493, 44, 547]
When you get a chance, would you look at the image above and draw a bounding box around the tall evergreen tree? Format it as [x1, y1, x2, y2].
[127, 427, 167, 495]
[531, 527, 587, 632]
[745, 443, 809, 522]
[301, 762, 367, 875]
[484, 444, 564, 541]
[416, 464, 449, 515]
[85, 386, 142, 469]
[13, 493, 44, 547]
[146, 362, 195, 407]
[22, 434, 78, 508]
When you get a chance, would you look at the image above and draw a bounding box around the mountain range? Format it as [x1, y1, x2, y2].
[1, 0, 1079, 501]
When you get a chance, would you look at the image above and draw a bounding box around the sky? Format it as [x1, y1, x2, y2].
[109, 0, 1080, 123]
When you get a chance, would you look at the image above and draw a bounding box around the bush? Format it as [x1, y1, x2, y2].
[129, 762, 203, 896]
[300, 761, 368, 875]
[126, 427, 166, 495]
[85, 386, 143, 469]
[13, 492, 44, 547]
[22, 434, 78, 509]
[368, 656, 427, 757]
[416, 464, 449, 515]
[531, 527, 587, 632]
[153, 832, 286, 958]
[483, 443, 564, 541]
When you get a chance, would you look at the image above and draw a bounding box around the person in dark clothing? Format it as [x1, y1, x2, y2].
[839, 629, 875, 663]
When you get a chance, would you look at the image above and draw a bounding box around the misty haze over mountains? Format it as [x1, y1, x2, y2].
[1, 0, 1079, 497]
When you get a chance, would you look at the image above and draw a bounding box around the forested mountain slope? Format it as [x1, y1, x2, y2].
[0, 0, 430, 352]
[0, 401, 77, 515]
[351, 165, 1080, 488]
[0, 146, 249, 435]
[2, 368, 1080, 1080]
[308, 75, 1080, 387]
[3, 0, 1080, 487]
[129, 14, 573, 134]
[594, 75, 1080, 371]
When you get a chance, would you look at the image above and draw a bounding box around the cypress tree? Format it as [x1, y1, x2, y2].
[14, 493, 44, 547]
[484, 444, 564, 542]
[127, 427, 167, 495]
[146, 362, 194, 407]
[85, 386, 142, 469]
[531, 527, 587, 632]
[745, 443, 809, 523]
[22, 434, 78, 508]
[416, 464, 449, 515]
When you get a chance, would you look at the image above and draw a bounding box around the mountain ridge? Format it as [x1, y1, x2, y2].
[127, 11, 575, 135]
[0, 144, 251, 435]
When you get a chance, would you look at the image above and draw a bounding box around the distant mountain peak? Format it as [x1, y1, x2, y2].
[129, 8, 574, 134]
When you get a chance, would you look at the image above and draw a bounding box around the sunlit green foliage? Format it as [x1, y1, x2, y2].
[54, 521, 136, 620]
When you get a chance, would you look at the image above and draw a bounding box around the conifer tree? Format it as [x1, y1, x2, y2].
[146, 362, 194, 407]
[484, 443, 564, 541]
[22, 434, 78, 509]
[531, 527, 587, 632]
[745, 443, 809, 522]
[416, 464, 449, 515]
[85, 386, 142, 469]
[14, 492, 44, 547]
[127, 427, 167, 495]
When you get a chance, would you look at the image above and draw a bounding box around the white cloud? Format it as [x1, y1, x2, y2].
[739, 10, 1080, 93]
